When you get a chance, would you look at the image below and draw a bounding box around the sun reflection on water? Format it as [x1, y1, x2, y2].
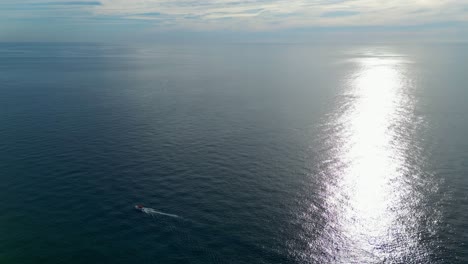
[337, 57, 409, 261]
[297, 51, 439, 263]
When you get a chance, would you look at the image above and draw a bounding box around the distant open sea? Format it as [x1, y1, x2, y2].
[1, 42, 468, 263]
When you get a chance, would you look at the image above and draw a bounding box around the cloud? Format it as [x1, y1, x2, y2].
[321, 11, 360, 18]
[1, 0, 468, 33]
[33, 1, 102, 5]
[89, 0, 468, 30]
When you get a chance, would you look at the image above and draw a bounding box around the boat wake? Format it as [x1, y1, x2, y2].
[135, 205, 180, 219]
[142, 208, 180, 218]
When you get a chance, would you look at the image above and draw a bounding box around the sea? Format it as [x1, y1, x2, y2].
[1, 42, 468, 263]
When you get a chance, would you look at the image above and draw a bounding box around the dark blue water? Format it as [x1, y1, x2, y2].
[1, 43, 468, 263]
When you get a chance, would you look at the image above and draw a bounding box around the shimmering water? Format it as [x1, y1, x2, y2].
[1, 43, 468, 263]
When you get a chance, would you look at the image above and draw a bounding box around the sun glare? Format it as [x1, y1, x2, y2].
[309, 53, 423, 262]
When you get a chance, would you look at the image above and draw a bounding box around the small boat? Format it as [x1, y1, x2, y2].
[135, 204, 145, 211]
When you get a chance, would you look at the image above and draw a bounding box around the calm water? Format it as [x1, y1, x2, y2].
[1, 43, 468, 263]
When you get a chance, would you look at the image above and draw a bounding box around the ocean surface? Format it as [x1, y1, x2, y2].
[1, 42, 468, 263]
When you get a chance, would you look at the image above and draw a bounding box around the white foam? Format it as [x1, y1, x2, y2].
[141, 208, 180, 218]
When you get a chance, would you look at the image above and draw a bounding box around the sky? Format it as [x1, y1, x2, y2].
[1, 0, 467, 42]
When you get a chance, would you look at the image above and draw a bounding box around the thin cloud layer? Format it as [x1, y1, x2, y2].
[91, 0, 468, 30]
[1, 0, 468, 32]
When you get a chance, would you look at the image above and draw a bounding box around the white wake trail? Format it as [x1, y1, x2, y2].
[142, 208, 180, 218]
